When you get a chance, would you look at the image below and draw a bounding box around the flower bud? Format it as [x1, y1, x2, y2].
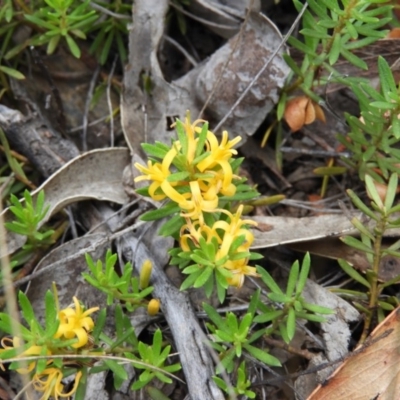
[147, 299, 160, 316]
[139, 260, 152, 289]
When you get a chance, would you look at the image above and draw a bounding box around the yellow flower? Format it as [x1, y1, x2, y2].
[178, 117, 206, 163]
[180, 217, 222, 251]
[182, 181, 219, 222]
[33, 367, 82, 400]
[197, 130, 241, 171]
[213, 206, 257, 258]
[227, 261, 259, 288]
[0, 337, 50, 374]
[54, 297, 99, 349]
[134, 146, 178, 201]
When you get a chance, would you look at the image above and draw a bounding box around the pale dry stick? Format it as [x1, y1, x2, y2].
[68, 115, 109, 133]
[82, 65, 101, 151]
[107, 55, 118, 147]
[197, 0, 254, 120]
[87, 0, 131, 19]
[168, 1, 239, 31]
[213, 2, 308, 132]
[164, 35, 198, 67]
[0, 195, 34, 399]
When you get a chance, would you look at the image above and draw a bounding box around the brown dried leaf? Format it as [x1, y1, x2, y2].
[308, 307, 400, 400]
[2, 148, 130, 255]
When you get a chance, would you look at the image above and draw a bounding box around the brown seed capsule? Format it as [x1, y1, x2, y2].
[284, 96, 326, 132]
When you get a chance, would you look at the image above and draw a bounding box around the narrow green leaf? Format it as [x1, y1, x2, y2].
[65, 34, 81, 58]
[104, 359, 128, 380]
[340, 236, 374, 254]
[338, 259, 370, 288]
[329, 33, 341, 65]
[286, 260, 299, 297]
[256, 266, 283, 295]
[18, 291, 37, 330]
[286, 308, 296, 342]
[244, 344, 281, 367]
[140, 204, 180, 221]
[378, 56, 397, 100]
[0, 65, 25, 79]
[340, 48, 368, 70]
[384, 173, 398, 211]
[297, 252, 310, 295]
[347, 189, 378, 220]
[365, 175, 384, 209]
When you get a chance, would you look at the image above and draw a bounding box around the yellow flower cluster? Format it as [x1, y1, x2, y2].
[135, 116, 259, 288]
[135, 118, 241, 224]
[0, 297, 98, 400]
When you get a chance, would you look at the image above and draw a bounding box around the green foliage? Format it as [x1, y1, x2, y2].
[0, 0, 131, 86]
[255, 253, 333, 343]
[338, 57, 400, 182]
[5, 190, 53, 248]
[203, 255, 332, 376]
[82, 250, 154, 312]
[337, 173, 400, 342]
[24, 0, 97, 58]
[0, 290, 182, 397]
[287, 0, 391, 96]
[3, 190, 54, 272]
[128, 329, 182, 390]
[213, 361, 256, 399]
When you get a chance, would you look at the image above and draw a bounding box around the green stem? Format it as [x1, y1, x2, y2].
[359, 216, 386, 344]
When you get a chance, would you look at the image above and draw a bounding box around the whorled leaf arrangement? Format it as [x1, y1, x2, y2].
[134, 114, 262, 303]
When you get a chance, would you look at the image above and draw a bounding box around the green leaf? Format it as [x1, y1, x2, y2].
[340, 236, 374, 254]
[286, 308, 296, 342]
[268, 293, 291, 303]
[286, 260, 299, 297]
[384, 173, 398, 211]
[105, 359, 128, 380]
[140, 204, 180, 221]
[65, 34, 81, 58]
[18, 291, 38, 330]
[44, 291, 58, 337]
[175, 119, 188, 156]
[297, 253, 310, 295]
[338, 259, 370, 288]
[203, 303, 229, 331]
[92, 308, 106, 343]
[195, 122, 209, 158]
[301, 302, 333, 315]
[193, 266, 213, 288]
[300, 28, 330, 39]
[253, 309, 283, 323]
[378, 56, 397, 101]
[256, 266, 283, 295]
[329, 34, 341, 65]
[347, 189, 378, 220]
[141, 142, 170, 159]
[350, 217, 374, 241]
[340, 48, 368, 70]
[244, 343, 281, 367]
[365, 174, 384, 209]
[0, 65, 25, 79]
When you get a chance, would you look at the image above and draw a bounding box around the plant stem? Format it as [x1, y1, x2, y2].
[359, 216, 386, 344]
